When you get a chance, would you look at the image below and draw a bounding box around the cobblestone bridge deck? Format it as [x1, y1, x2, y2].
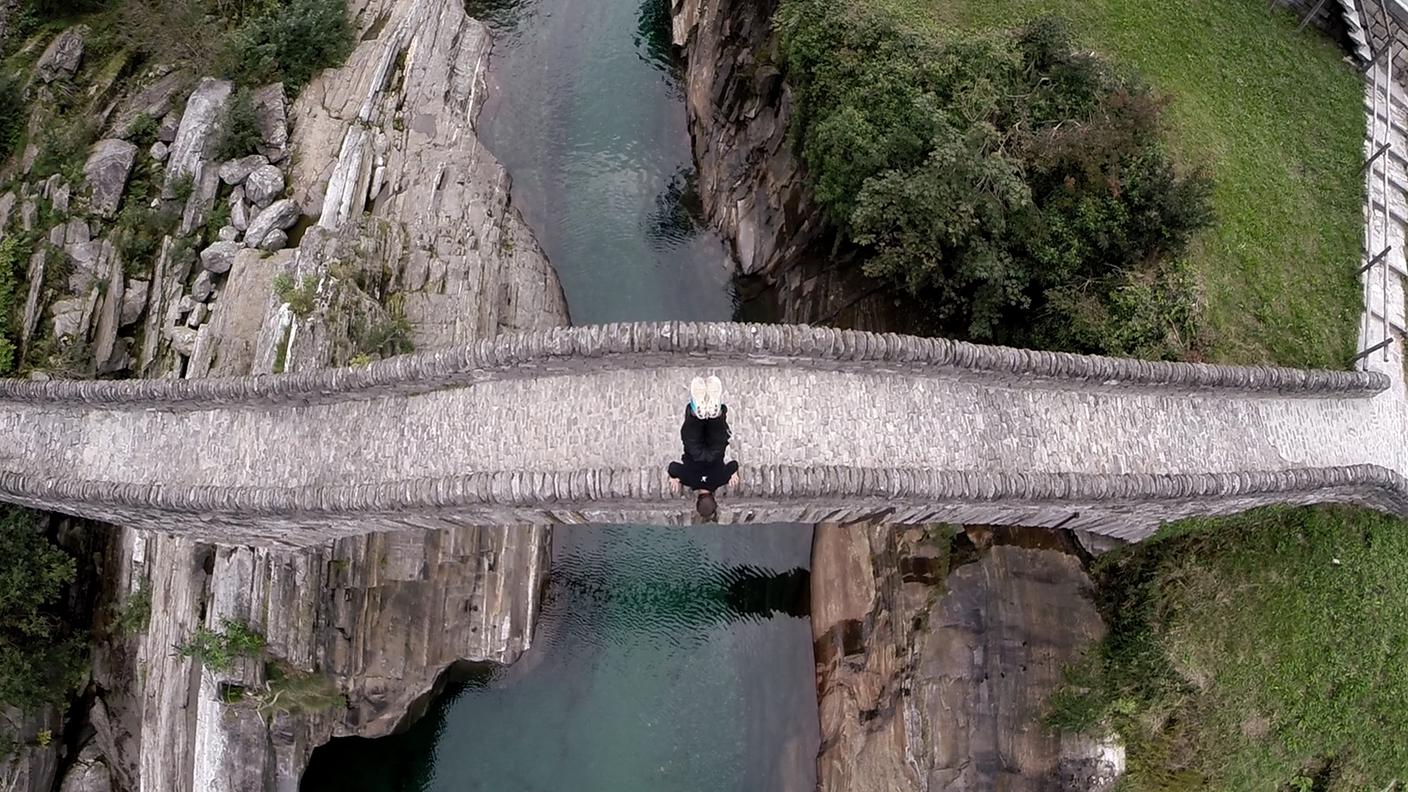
[1, 323, 1404, 546]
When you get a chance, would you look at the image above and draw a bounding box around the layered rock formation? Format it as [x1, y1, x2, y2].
[811, 525, 1123, 792]
[2, 2, 567, 788]
[670, 0, 907, 329]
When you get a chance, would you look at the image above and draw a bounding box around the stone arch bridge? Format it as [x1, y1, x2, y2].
[1, 323, 1405, 547]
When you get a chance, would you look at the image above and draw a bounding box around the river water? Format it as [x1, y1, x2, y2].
[300, 1, 820, 790]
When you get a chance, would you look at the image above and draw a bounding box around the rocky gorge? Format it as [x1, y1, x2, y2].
[0, 0, 565, 788]
[2, 0, 1140, 788]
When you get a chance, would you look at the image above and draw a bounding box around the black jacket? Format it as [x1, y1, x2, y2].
[680, 403, 730, 463]
[668, 458, 739, 493]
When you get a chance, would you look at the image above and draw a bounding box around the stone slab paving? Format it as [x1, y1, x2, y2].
[1, 364, 1402, 488]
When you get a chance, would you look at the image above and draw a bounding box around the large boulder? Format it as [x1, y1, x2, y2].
[243, 199, 299, 248]
[191, 270, 215, 302]
[256, 229, 288, 252]
[120, 280, 149, 327]
[162, 77, 233, 197]
[50, 297, 87, 339]
[110, 69, 192, 139]
[83, 139, 138, 218]
[219, 155, 269, 186]
[250, 83, 289, 162]
[199, 241, 240, 274]
[37, 26, 86, 82]
[244, 164, 284, 208]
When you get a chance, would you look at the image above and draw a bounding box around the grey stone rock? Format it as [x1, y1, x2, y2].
[162, 77, 232, 199]
[149, 142, 168, 162]
[110, 68, 191, 139]
[191, 270, 214, 302]
[163, 325, 197, 356]
[37, 26, 85, 82]
[52, 181, 71, 214]
[175, 295, 195, 317]
[58, 741, 113, 792]
[185, 303, 207, 328]
[199, 241, 240, 274]
[178, 166, 221, 236]
[219, 154, 269, 186]
[243, 198, 299, 248]
[256, 229, 287, 252]
[120, 280, 148, 327]
[91, 254, 125, 368]
[65, 218, 91, 248]
[0, 191, 14, 237]
[230, 191, 249, 231]
[217, 225, 239, 243]
[48, 223, 66, 248]
[20, 249, 46, 352]
[50, 297, 86, 339]
[156, 111, 180, 143]
[250, 83, 288, 162]
[243, 164, 284, 208]
[84, 139, 138, 218]
[20, 199, 35, 231]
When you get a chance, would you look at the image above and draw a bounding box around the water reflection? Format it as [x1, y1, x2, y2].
[475, 0, 736, 323]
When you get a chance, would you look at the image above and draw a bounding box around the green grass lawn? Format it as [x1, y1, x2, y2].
[871, 0, 1365, 369]
[1057, 506, 1408, 791]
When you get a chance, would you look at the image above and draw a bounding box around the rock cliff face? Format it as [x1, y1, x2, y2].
[91, 0, 568, 787]
[811, 525, 1123, 792]
[670, 0, 908, 330]
[1, 1, 567, 789]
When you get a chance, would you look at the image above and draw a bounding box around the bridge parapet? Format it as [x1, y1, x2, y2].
[0, 323, 1389, 411]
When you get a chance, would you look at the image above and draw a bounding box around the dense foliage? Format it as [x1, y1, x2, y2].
[1051, 506, 1408, 791]
[0, 236, 24, 376]
[115, 0, 353, 92]
[215, 0, 355, 90]
[0, 75, 24, 160]
[0, 507, 86, 711]
[776, 2, 1213, 357]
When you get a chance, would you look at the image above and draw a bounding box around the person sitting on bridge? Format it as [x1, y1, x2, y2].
[668, 375, 739, 520]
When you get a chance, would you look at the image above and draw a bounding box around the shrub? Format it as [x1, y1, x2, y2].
[0, 236, 24, 376]
[175, 619, 266, 672]
[30, 117, 98, 184]
[113, 582, 152, 635]
[0, 74, 26, 161]
[776, 2, 1212, 354]
[213, 87, 262, 162]
[273, 273, 319, 318]
[255, 661, 345, 716]
[217, 0, 355, 91]
[113, 202, 179, 276]
[0, 506, 87, 711]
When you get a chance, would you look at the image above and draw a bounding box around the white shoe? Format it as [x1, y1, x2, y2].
[705, 375, 722, 410]
[690, 376, 708, 417]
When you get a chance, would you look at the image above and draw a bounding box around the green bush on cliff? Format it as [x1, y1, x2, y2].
[1051, 505, 1408, 791]
[217, 0, 355, 91]
[775, 3, 1212, 356]
[0, 236, 25, 376]
[0, 506, 87, 711]
[0, 75, 25, 161]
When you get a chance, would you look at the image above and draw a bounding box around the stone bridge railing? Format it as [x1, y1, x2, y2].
[1, 323, 1403, 546]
